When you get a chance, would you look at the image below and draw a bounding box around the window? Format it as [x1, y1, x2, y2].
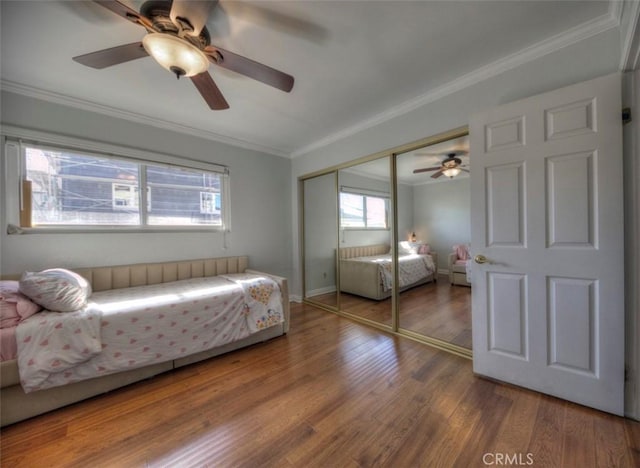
[200, 192, 220, 214]
[146, 164, 221, 225]
[339, 190, 389, 229]
[22, 144, 227, 229]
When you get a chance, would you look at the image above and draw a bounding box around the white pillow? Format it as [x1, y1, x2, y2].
[19, 269, 92, 312]
[398, 241, 417, 255]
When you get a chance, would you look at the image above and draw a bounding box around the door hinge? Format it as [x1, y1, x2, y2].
[622, 107, 632, 124]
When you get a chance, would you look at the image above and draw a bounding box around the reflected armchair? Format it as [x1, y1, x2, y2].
[448, 244, 471, 287]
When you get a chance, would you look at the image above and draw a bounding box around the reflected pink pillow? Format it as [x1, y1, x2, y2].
[418, 244, 431, 255]
[455, 244, 469, 261]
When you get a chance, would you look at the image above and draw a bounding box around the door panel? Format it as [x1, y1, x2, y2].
[486, 163, 525, 246]
[546, 151, 595, 247]
[548, 277, 596, 374]
[470, 73, 624, 415]
[488, 272, 527, 359]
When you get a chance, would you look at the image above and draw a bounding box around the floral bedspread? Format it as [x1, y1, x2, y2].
[16, 306, 102, 391]
[16, 274, 283, 393]
[220, 274, 283, 332]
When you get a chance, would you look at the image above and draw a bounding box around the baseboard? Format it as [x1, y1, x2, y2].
[306, 286, 337, 298]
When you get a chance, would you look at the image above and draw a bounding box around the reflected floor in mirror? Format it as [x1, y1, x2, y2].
[314, 274, 471, 349]
[307, 294, 338, 308]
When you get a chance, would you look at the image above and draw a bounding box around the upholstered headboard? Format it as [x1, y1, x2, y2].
[76, 256, 250, 292]
[338, 244, 390, 260]
[2, 256, 249, 292]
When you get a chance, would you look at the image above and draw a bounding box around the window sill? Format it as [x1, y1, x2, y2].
[340, 227, 390, 231]
[6, 224, 226, 235]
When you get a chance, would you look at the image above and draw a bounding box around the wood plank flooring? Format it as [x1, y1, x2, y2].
[1, 302, 638, 467]
[314, 274, 472, 349]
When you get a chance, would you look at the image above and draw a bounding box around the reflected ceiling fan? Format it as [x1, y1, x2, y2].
[72, 0, 295, 110]
[413, 150, 469, 179]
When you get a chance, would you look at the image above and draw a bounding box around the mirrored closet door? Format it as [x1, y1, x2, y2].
[301, 128, 472, 357]
[303, 172, 338, 308]
[395, 135, 473, 351]
[337, 157, 393, 328]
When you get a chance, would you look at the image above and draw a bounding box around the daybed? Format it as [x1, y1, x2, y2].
[339, 243, 437, 300]
[0, 256, 289, 426]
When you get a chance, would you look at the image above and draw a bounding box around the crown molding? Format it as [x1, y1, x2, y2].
[0, 80, 290, 158]
[291, 9, 620, 158]
[610, 0, 625, 24]
[620, 0, 640, 71]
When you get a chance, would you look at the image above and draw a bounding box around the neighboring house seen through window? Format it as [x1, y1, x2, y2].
[23, 144, 227, 229]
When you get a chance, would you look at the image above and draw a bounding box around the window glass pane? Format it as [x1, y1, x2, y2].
[26, 147, 140, 225]
[366, 196, 387, 228]
[146, 165, 222, 226]
[340, 192, 365, 227]
[339, 192, 388, 229]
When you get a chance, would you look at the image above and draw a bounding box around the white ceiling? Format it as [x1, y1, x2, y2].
[0, 1, 618, 158]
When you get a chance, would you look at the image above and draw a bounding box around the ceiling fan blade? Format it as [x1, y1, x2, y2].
[191, 72, 229, 110]
[431, 170, 445, 179]
[93, 0, 154, 29]
[170, 0, 218, 36]
[220, 1, 328, 44]
[460, 168, 470, 173]
[73, 42, 148, 69]
[412, 167, 441, 174]
[205, 45, 294, 92]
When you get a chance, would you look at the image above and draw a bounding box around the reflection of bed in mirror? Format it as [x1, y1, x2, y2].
[339, 244, 438, 300]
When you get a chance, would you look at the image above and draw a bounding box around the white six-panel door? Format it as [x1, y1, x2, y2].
[469, 73, 624, 415]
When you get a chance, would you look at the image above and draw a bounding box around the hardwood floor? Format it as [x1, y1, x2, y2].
[315, 275, 472, 349]
[1, 302, 638, 467]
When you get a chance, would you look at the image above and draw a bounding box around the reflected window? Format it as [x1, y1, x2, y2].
[340, 189, 389, 229]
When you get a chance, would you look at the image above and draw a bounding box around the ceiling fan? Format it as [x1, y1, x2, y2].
[413, 150, 470, 179]
[72, 0, 295, 110]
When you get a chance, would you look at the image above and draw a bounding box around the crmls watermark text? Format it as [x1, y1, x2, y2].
[482, 452, 534, 465]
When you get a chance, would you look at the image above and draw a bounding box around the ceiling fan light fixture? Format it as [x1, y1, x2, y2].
[142, 33, 209, 78]
[443, 167, 461, 178]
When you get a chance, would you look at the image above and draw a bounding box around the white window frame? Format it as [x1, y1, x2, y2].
[2, 126, 231, 233]
[339, 187, 390, 230]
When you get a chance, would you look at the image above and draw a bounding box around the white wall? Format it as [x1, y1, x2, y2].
[290, 28, 621, 297]
[303, 172, 337, 295]
[396, 182, 414, 243]
[413, 178, 471, 272]
[0, 92, 293, 280]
